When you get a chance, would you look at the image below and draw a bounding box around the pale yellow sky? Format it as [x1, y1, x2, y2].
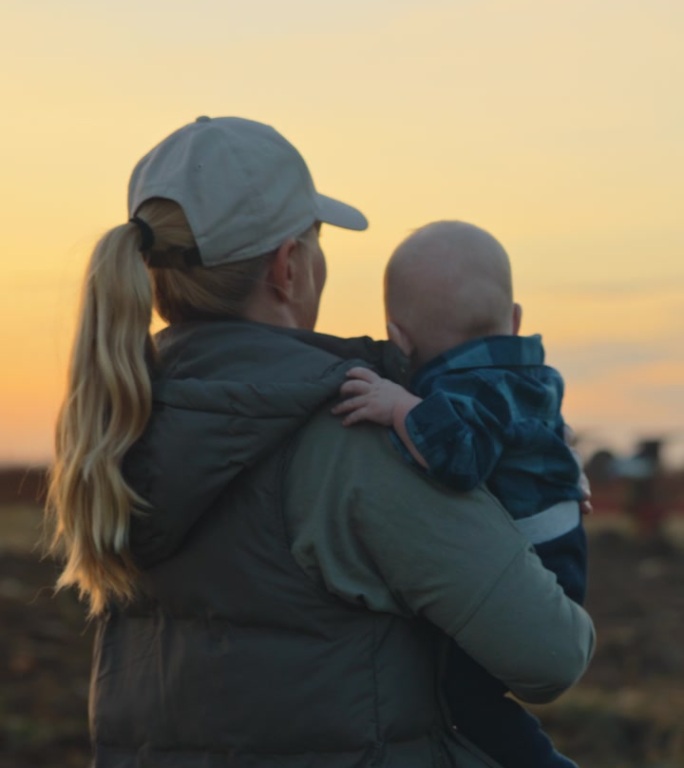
[1, 0, 682, 465]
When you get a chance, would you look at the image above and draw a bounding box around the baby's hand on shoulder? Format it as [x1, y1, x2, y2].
[331, 367, 419, 428]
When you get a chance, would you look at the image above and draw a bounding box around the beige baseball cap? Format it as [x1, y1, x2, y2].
[127, 116, 368, 266]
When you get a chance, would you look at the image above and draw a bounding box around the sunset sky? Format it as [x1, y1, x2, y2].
[2, 0, 682, 466]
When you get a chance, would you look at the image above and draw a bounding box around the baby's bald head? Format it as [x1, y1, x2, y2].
[385, 221, 519, 366]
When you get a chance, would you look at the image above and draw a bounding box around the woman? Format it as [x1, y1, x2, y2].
[47, 116, 594, 767]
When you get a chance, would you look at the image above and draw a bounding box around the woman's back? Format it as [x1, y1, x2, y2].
[91, 321, 447, 766]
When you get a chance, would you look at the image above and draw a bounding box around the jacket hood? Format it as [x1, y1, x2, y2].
[125, 320, 400, 567]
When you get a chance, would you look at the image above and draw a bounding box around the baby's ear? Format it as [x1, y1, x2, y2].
[387, 322, 414, 357]
[512, 303, 523, 336]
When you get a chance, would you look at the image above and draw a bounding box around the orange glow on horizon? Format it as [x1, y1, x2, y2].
[2, 0, 682, 464]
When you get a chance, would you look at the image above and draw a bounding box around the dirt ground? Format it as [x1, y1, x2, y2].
[1, 504, 684, 768]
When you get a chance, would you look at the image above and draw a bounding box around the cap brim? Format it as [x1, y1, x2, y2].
[316, 193, 368, 231]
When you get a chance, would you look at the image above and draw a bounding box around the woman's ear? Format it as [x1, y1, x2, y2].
[387, 321, 415, 358]
[512, 302, 523, 336]
[267, 239, 298, 302]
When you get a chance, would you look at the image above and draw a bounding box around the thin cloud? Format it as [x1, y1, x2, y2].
[550, 338, 680, 383]
[525, 277, 684, 298]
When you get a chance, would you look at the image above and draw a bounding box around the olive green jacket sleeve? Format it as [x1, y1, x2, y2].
[285, 410, 595, 704]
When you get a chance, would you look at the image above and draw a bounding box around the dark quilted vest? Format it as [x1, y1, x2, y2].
[90, 440, 452, 767]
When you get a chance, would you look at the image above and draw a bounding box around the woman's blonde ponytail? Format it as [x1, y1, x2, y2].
[46, 220, 155, 617]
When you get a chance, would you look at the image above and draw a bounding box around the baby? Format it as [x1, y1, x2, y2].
[333, 221, 586, 768]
